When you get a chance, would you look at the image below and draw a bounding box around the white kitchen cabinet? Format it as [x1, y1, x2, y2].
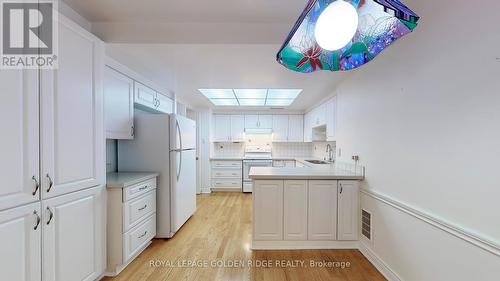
[43, 186, 105, 281]
[213, 115, 232, 142]
[272, 115, 289, 142]
[104, 66, 134, 139]
[134, 82, 157, 109]
[326, 96, 337, 141]
[244, 115, 259, 129]
[107, 176, 157, 276]
[337, 181, 359, 241]
[303, 112, 312, 142]
[245, 114, 272, 129]
[0, 70, 40, 211]
[258, 115, 273, 129]
[211, 160, 242, 191]
[156, 93, 174, 114]
[288, 115, 304, 142]
[283, 180, 308, 240]
[312, 104, 326, 127]
[253, 180, 284, 240]
[230, 115, 245, 142]
[0, 202, 41, 281]
[40, 16, 104, 199]
[308, 180, 338, 240]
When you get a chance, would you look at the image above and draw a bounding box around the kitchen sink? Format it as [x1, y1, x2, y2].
[305, 160, 330, 165]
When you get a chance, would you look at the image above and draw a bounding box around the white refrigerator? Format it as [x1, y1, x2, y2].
[118, 113, 197, 238]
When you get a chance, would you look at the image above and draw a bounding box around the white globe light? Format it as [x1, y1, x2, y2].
[314, 0, 359, 51]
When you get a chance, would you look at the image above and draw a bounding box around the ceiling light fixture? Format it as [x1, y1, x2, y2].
[277, 0, 420, 73]
[198, 89, 302, 107]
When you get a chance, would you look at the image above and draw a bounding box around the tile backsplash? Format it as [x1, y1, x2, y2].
[211, 141, 335, 159]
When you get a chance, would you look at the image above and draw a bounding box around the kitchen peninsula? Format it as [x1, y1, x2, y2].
[249, 162, 363, 249]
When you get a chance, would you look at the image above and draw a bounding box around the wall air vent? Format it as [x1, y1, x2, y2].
[361, 209, 372, 241]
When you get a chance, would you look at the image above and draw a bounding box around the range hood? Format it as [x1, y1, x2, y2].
[245, 128, 273, 134]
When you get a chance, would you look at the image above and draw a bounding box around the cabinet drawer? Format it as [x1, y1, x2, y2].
[212, 180, 242, 189]
[123, 214, 156, 262]
[211, 160, 242, 168]
[212, 169, 242, 178]
[123, 190, 156, 232]
[123, 178, 156, 202]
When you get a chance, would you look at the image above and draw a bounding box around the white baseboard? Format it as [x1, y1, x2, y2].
[200, 187, 211, 194]
[358, 241, 402, 281]
[252, 240, 358, 250]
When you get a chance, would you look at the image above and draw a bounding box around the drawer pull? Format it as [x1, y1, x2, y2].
[138, 231, 148, 239]
[138, 186, 148, 191]
[33, 210, 41, 230]
[138, 204, 148, 211]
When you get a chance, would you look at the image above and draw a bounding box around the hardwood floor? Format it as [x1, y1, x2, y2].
[103, 192, 386, 281]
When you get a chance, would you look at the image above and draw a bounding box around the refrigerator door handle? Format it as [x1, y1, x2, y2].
[177, 151, 182, 181]
[176, 119, 182, 150]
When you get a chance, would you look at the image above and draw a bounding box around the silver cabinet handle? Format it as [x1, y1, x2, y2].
[139, 186, 148, 191]
[33, 210, 41, 230]
[32, 176, 39, 196]
[131, 126, 135, 137]
[46, 207, 53, 225]
[46, 174, 53, 193]
[138, 231, 148, 239]
[340, 183, 343, 194]
[138, 205, 147, 211]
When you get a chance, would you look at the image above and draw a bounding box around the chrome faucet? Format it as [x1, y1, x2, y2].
[325, 144, 334, 162]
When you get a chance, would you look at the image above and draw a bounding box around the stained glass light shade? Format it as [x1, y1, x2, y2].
[277, 0, 419, 73]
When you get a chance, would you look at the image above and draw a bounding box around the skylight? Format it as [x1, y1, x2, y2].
[198, 89, 302, 107]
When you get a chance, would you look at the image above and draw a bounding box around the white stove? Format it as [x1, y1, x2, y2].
[243, 146, 272, 192]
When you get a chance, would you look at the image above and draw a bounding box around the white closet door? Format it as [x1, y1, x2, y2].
[40, 16, 104, 199]
[0, 70, 39, 210]
[0, 202, 41, 281]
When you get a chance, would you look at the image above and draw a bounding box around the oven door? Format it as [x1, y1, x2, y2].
[243, 160, 273, 182]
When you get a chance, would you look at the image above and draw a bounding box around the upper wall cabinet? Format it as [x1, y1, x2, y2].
[230, 115, 245, 142]
[213, 114, 245, 142]
[288, 115, 304, 142]
[134, 82, 174, 114]
[311, 104, 326, 128]
[304, 113, 312, 142]
[325, 96, 337, 141]
[0, 70, 40, 210]
[104, 67, 134, 139]
[245, 115, 272, 129]
[272, 115, 289, 142]
[40, 16, 105, 199]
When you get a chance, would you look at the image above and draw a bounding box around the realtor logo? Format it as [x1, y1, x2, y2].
[1, 0, 58, 69]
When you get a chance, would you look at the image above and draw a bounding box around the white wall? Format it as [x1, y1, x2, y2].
[335, 0, 500, 279]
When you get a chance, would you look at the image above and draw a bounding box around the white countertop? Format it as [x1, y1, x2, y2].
[106, 172, 159, 188]
[249, 162, 364, 180]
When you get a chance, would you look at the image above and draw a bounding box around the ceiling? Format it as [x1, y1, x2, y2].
[63, 0, 348, 111]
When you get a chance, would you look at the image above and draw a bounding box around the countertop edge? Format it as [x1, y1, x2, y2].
[249, 175, 363, 180]
[106, 172, 159, 189]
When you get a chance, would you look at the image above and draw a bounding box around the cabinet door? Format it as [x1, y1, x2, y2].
[0, 70, 40, 210]
[253, 180, 283, 241]
[338, 181, 359, 241]
[258, 115, 273, 129]
[316, 104, 326, 126]
[326, 97, 337, 141]
[156, 93, 174, 114]
[0, 202, 41, 281]
[272, 115, 289, 142]
[40, 17, 104, 199]
[43, 186, 104, 281]
[284, 180, 307, 240]
[213, 115, 231, 142]
[104, 66, 134, 139]
[308, 180, 338, 240]
[244, 115, 259, 129]
[303, 112, 312, 142]
[230, 115, 245, 142]
[134, 82, 157, 109]
[288, 115, 304, 142]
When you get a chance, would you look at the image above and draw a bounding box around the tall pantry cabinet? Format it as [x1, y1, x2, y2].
[0, 14, 106, 281]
